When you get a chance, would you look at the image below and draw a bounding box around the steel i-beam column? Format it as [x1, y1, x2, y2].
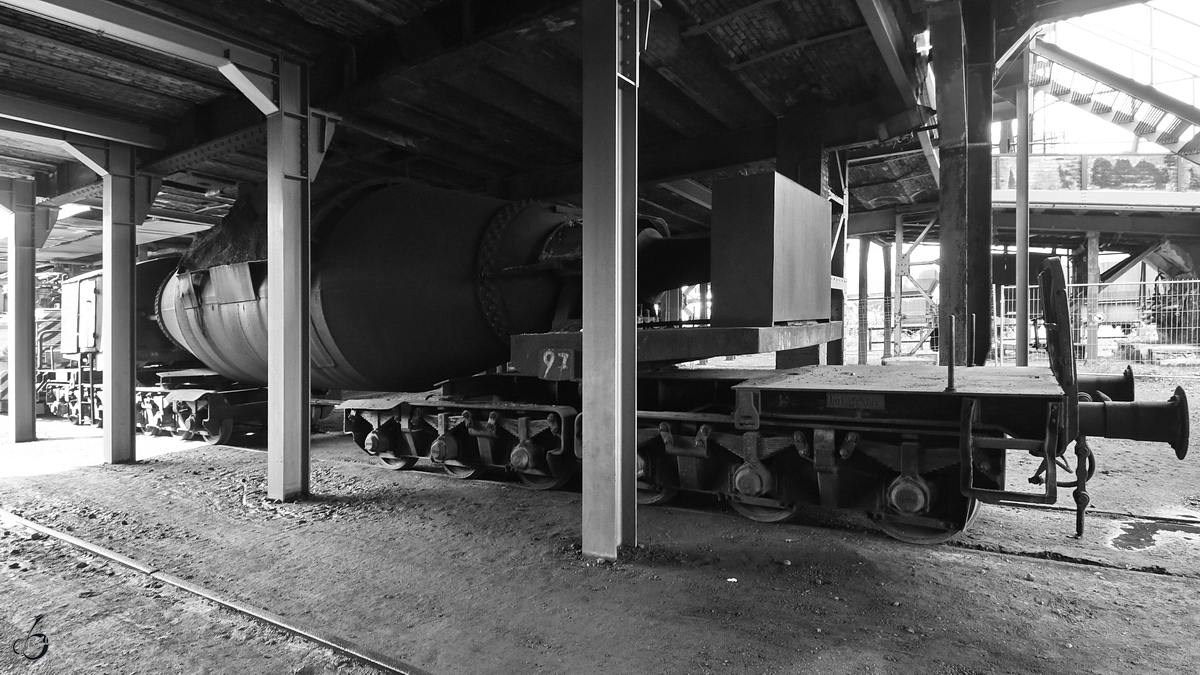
[930, 2, 969, 367]
[581, 0, 643, 560]
[102, 144, 139, 462]
[1016, 51, 1031, 366]
[1086, 231, 1100, 361]
[267, 58, 312, 501]
[881, 240, 892, 359]
[894, 213, 904, 357]
[964, 0, 994, 365]
[2, 179, 36, 442]
[858, 237, 870, 364]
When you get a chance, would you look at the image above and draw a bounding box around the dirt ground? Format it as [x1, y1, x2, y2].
[1, 378, 1198, 675]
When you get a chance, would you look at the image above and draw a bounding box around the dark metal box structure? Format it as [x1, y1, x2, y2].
[711, 172, 831, 327]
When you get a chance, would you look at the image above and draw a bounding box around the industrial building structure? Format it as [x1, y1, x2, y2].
[1, 0, 1183, 558]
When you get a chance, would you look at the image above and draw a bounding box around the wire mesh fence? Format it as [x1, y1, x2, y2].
[998, 279, 1200, 366]
[849, 279, 1200, 367]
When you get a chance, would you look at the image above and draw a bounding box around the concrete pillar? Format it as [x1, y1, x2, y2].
[1, 179, 36, 442]
[581, 0, 641, 560]
[930, 2, 969, 367]
[266, 58, 312, 501]
[858, 238, 870, 364]
[964, 0, 994, 365]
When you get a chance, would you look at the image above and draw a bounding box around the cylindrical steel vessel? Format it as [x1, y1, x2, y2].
[159, 182, 574, 391]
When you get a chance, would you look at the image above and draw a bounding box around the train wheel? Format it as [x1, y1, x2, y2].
[172, 427, 195, 441]
[441, 462, 479, 479]
[516, 470, 574, 490]
[377, 455, 417, 471]
[875, 498, 980, 545]
[198, 418, 235, 445]
[637, 484, 679, 505]
[730, 499, 801, 523]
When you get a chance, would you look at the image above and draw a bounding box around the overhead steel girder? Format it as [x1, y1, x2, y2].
[853, 0, 939, 184]
[0, 0, 274, 73]
[1030, 39, 1200, 129]
[0, 0, 279, 115]
[0, 95, 165, 149]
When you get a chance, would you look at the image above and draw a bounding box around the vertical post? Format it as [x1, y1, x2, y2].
[857, 238, 870, 364]
[930, 2, 969, 367]
[1016, 49, 1031, 366]
[1086, 231, 1100, 361]
[775, 99, 831, 368]
[102, 145, 139, 462]
[964, 0, 994, 366]
[881, 240, 892, 359]
[266, 58, 312, 501]
[893, 213, 904, 357]
[582, 0, 640, 560]
[2, 179, 36, 442]
[828, 155, 847, 366]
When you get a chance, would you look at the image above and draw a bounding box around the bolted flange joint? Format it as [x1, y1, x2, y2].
[733, 462, 775, 498]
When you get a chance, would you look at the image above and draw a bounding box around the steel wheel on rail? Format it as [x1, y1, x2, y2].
[198, 418, 235, 445]
[441, 462, 480, 479]
[517, 470, 574, 490]
[637, 483, 680, 505]
[377, 455, 418, 471]
[729, 499, 802, 523]
[515, 448, 577, 490]
[875, 498, 980, 544]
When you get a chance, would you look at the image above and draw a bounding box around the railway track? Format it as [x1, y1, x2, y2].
[0, 508, 433, 675]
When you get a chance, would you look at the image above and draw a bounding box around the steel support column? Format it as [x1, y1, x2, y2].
[964, 0, 993, 365]
[266, 59, 311, 501]
[581, 0, 643, 559]
[1015, 52, 1031, 366]
[894, 213, 904, 357]
[858, 237, 870, 364]
[1, 179, 36, 441]
[1086, 231, 1100, 361]
[97, 144, 145, 463]
[930, 2, 969, 366]
[881, 239, 892, 359]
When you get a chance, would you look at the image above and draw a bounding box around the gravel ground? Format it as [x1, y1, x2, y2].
[0, 376, 1197, 674]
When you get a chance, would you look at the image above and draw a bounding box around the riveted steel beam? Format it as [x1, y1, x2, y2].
[62, 140, 159, 463]
[0, 177, 37, 441]
[0, 94, 164, 149]
[0, 0, 274, 73]
[854, 0, 939, 183]
[581, 0, 647, 560]
[266, 59, 312, 501]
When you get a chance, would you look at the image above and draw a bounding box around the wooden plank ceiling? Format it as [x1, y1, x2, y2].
[0, 0, 1107, 266]
[0, 0, 928, 255]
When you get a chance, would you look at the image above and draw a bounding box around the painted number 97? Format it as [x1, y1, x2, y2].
[541, 349, 573, 380]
